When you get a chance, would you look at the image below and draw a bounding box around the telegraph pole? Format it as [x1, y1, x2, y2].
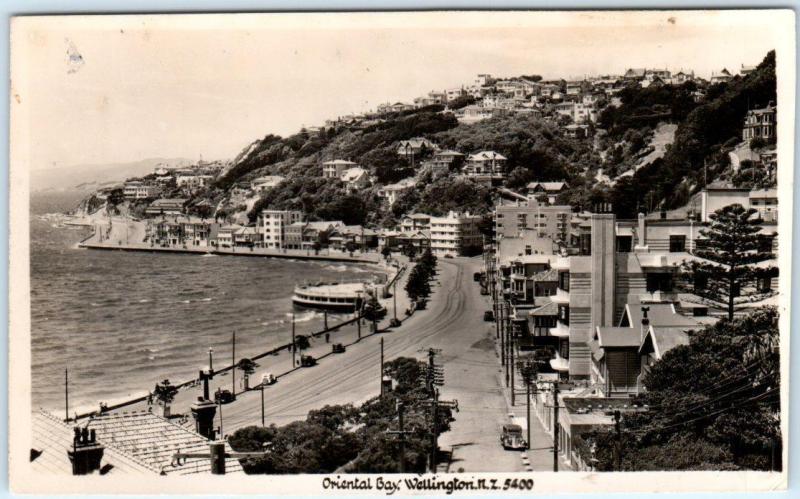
[291, 312, 297, 367]
[510, 323, 516, 406]
[613, 410, 622, 471]
[431, 388, 439, 472]
[64, 368, 69, 422]
[553, 384, 560, 472]
[380, 337, 385, 396]
[386, 402, 412, 473]
[526, 379, 532, 449]
[500, 302, 506, 367]
[260, 382, 265, 426]
[231, 331, 236, 399]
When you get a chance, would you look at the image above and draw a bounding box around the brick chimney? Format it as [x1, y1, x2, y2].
[67, 427, 104, 475]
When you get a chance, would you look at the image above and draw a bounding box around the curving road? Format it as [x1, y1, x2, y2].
[168, 257, 524, 472]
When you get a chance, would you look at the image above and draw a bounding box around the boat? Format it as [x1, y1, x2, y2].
[292, 281, 374, 312]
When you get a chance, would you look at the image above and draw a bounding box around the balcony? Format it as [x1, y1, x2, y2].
[549, 321, 570, 338]
[551, 288, 570, 305]
[549, 353, 569, 372]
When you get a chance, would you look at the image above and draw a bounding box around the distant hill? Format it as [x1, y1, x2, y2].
[30, 158, 192, 193]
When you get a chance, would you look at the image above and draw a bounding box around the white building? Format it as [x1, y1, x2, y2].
[123, 181, 160, 200]
[260, 210, 304, 249]
[429, 211, 483, 257]
[378, 178, 417, 207]
[176, 172, 214, 189]
[322, 160, 357, 179]
[340, 167, 370, 191]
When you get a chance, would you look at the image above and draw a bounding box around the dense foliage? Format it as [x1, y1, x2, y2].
[679, 203, 776, 320]
[405, 249, 438, 303]
[575, 307, 780, 471]
[228, 356, 454, 473]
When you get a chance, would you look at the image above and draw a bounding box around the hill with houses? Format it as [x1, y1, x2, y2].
[81, 51, 777, 255]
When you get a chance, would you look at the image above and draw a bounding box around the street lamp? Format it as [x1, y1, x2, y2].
[260, 374, 269, 427]
[208, 348, 214, 373]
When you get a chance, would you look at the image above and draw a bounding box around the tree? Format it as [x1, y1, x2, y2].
[575, 307, 780, 471]
[381, 245, 392, 261]
[312, 241, 322, 255]
[345, 240, 358, 256]
[294, 334, 310, 351]
[237, 358, 259, 390]
[153, 379, 178, 417]
[680, 203, 776, 320]
[362, 294, 386, 323]
[405, 265, 432, 303]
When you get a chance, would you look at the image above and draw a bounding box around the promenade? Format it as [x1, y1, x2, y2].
[103, 257, 528, 472]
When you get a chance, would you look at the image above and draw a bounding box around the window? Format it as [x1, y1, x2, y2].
[759, 277, 772, 293]
[558, 304, 570, 325]
[646, 273, 673, 293]
[669, 235, 686, 253]
[617, 236, 632, 253]
[558, 271, 570, 292]
[525, 245, 532, 256]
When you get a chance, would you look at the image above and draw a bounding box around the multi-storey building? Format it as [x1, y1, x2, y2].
[742, 102, 776, 141]
[123, 181, 160, 200]
[463, 151, 507, 178]
[429, 211, 483, 257]
[260, 210, 304, 249]
[322, 160, 357, 179]
[493, 199, 571, 244]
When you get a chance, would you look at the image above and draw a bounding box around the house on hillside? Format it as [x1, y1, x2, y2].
[378, 178, 417, 207]
[322, 159, 357, 179]
[710, 68, 734, 84]
[742, 102, 776, 142]
[397, 137, 436, 158]
[463, 151, 507, 177]
[123, 181, 160, 200]
[526, 181, 569, 204]
[145, 198, 188, 217]
[250, 175, 285, 193]
[340, 167, 370, 191]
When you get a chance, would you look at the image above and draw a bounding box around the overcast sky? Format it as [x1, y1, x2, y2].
[12, 11, 786, 170]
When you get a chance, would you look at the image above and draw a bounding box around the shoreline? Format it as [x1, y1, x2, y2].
[78, 241, 384, 264]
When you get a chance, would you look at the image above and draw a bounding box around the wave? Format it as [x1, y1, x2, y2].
[287, 310, 323, 323]
[201, 253, 218, 257]
[261, 318, 287, 327]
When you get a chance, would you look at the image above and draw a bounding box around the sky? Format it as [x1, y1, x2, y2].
[11, 10, 787, 170]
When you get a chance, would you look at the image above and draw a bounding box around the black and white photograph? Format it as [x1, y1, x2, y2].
[8, 10, 794, 494]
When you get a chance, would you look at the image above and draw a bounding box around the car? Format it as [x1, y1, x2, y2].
[214, 389, 235, 405]
[480, 288, 489, 296]
[444, 254, 453, 259]
[483, 310, 495, 322]
[332, 343, 346, 354]
[473, 272, 482, 282]
[300, 355, 317, 367]
[501, 423, 527, 450]
[261, 373, 277, 386]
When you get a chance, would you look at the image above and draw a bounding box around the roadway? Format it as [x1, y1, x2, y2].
[162, 256, 525, 472]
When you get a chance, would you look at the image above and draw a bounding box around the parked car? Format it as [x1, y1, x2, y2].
[261, 373, 277, 386]
[444, 254, 453, 259]
[473, 272, 482, 282]
[480, 287, 489, 296]
[214, 389, 234, 405]
[300, 355, 317, 367]
[483, 310, 495, 322]
[332, 343, 346, 354]
[501, 424, 527, 450]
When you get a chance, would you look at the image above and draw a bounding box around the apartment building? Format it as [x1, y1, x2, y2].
[260, 210, 304, 249]
[494, 199, 571, 243]
[429, 211, 483, 257]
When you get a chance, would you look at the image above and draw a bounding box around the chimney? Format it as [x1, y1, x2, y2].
[68, 427, 104, 475]
[640, 306, 651, 342]
[634, 213, 649, 253]
[191, 368, 218, 440]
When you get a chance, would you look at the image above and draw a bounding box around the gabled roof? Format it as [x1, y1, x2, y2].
[467, 151, 507, 161]
[531, 268, 558, 282]
[527, 181, 568, 192]
[622, 303, 699, 329]
[594, 326, 641, 348]
[530, 300, 558, 317]
[85, 411, 243, 475]
[639, 325, 691, 359]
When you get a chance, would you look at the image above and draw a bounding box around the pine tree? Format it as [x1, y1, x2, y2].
[682, 204, 776, 320]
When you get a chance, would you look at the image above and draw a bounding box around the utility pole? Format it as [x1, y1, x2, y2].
[208, 348, 214, 372]
[324, 310, 328, 330]
[553, 384, 560, 472]
[260, 379, 266, 427]
[386, 402, 412, 473]
[526, 378, 532, 449]
[431, 388, 439, 472]
[231, 331, 236, 399]
[291, 312, 296, 367]
[393, 279, 398, 322]
[500, 302, 506, 367]
[380, 337, 385, 396]
[64, 368, 69, 422]
[217, 389, 224, 440]
[510, 321, 516, 406]
[613, 410, 622, 471]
